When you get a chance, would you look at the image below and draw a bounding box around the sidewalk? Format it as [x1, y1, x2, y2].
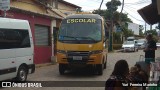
[35, 63, 56, 68]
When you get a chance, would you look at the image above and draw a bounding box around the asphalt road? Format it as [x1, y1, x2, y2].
[1, 49, 160, 90]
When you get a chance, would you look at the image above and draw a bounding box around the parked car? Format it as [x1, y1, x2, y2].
[127, 36, 135, 41]
[157, 43, 160, 48]
[137, 39, 146, 49]
[121, 41, 138, 52]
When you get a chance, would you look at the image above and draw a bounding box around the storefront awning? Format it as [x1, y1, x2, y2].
[138, 4, 160, 25]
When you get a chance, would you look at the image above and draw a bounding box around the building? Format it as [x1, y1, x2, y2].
[0, 0, 81, 64]
[127, 23, 139, 35]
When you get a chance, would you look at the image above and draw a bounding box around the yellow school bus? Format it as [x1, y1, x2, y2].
[56, 14, 108, 75]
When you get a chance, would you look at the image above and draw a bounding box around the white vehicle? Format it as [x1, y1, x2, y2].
[157, 43, 160, 48]
[137, 39, 146, 49]
[122, 41, 138, 52]
[127, 36, 135, 41]
[0, 18, 35, 81]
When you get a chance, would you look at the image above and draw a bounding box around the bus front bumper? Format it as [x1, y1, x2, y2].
[56, 53, 104, 64]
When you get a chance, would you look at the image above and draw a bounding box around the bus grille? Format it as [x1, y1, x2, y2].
[67, 51, 91, 63]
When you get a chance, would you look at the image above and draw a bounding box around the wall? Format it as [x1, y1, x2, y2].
[58, 2, 77, 15]
[11, 0, 47, 14]
[128, 23, 140, 35]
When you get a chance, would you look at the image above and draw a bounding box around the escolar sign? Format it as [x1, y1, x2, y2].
[67, 19, 96, 23]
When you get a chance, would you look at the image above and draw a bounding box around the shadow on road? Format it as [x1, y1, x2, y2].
[61, 67, 100, 78]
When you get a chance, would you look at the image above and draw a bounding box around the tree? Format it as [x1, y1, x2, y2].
[121, 25, 134, 39]
[139, 25, 144, 36]
[93, 0, 133, 44]
[145, 29, 158, 36]
[93, 0, 132, 23]
[145, 29, 158, 42]
[156, 23, 160, 30]
[106, 0, 121, 12]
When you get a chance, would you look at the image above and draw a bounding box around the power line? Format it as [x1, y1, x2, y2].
[123, 9, 145, 22]
[124, 1, 150, 5]
[124, 4, 137, 10]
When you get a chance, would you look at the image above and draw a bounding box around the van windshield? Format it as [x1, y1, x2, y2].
[58, 19, 102, 43]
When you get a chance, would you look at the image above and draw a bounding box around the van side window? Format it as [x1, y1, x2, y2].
[0, 29, 31, 49]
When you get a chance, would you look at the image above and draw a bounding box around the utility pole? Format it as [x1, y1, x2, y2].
[99, 0, 104, 10]
[120, 0, 124, 44]
[150, 24, 152, 30]
[145, 22, 146, 35]
[109, 0, 113, 51]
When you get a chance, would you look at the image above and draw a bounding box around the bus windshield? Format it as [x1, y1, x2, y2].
[58, 19, 102, 43]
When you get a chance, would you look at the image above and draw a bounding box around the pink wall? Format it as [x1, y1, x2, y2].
[5, 11, 52, 64]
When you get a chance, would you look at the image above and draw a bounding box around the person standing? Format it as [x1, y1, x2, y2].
[144, 34, 157, 75]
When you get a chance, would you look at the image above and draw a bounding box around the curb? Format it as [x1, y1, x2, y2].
[35, 63, 57, 68]
[108, 50, 121, 53]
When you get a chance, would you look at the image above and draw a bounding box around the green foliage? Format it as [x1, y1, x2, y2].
[93, 0, 134, 46]
[106, 0, 121, 12]
[156, 23, 160, 30]
[153, 35, 159, 42]
[113, 32, 122, 44]
[113, 44, 122, 50]
[145, 29, 158, 42]
[92, 9, 109, 20]
[139, 25, 144, 36]
[120, 13, 132, 23]
[121, 25, 134, 39]
[145, 29, 158, 36]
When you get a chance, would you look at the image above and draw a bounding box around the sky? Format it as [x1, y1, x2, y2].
[64, 0, 157, 31]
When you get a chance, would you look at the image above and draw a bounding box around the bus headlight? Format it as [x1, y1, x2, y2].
[57, 50, 66, 54]
[91, 50, 103, 54]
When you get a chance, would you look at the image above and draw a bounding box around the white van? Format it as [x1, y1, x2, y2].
[0, 18, 35, 81]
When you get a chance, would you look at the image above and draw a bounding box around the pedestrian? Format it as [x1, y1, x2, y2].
[105, 60, 129, 90]
[143, 34, 157, 75]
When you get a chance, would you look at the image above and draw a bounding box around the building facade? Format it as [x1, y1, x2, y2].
[0, 0, 81, 64]
[127, 23, 139, 35]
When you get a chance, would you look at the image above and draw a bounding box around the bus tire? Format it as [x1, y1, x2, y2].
[96, 64, 103, 75]
[59, 64, 65, 75]
[16, 66, 28, 82]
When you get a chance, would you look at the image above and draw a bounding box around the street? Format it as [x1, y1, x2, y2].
[1, 49, 160, 90]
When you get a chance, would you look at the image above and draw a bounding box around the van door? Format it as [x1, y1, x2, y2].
[0, 29, 17, 81]
[0, 49, 16, 81]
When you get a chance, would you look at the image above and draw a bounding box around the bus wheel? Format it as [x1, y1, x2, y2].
[59, 64, 65, 75]
[96, 64, 103, 75]
[16, 66, 27, 82]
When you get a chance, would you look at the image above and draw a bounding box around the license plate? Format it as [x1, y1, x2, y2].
[73, 56, 82, 60]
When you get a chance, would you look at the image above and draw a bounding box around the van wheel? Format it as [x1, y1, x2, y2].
[96, 64, 103, 75]
[16, 66, 27, 82]
[59, 64, 65, 75]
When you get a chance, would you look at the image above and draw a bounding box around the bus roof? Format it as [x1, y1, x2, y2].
[65, 14, 103, 19]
